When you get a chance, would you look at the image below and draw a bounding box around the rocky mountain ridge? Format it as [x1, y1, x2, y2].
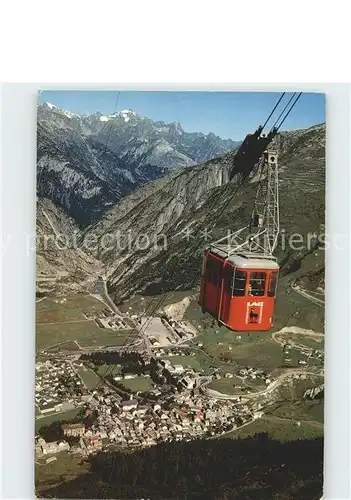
[37, 103, 240, 226]
[79, 124, 324, 300]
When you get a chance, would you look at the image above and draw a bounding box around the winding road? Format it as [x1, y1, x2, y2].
[204, 368, 323, 401]
[292, 284, 325, 308]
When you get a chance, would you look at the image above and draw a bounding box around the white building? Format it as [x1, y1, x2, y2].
[174, 365, 184, 373]
[121, 399, 138, 411]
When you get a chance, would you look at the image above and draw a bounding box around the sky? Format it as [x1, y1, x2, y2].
[38, 90, 325, 141]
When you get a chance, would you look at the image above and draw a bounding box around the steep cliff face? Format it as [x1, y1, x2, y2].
[79, 124, 325, 302]
[37, 103, 239, 226]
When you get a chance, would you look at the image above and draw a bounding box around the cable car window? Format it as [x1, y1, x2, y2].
[233, 270, 247, 296]
[249, 272, 266, 296]
[268, 271, 278, 297]
[224, 266, 234, 294]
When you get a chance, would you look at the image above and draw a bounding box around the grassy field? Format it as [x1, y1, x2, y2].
[77, 330, 133, 348]
[273, 276, 325, 333]
[289, 333, 324, 349]
[36, 321, 104, 350]
[224, 415, 323, 442]
[88, 363, 154, 392]
[44, 340, 81, 352]
[268, 400, 324, 424]
[77, 367, 101, 390]
[203, 335, 283, 372]
[94, 363, 122, 378]
[190, 318, 322, 373]
[36, 294, 134, 350]
[36, 294, 108, 350]
[162, 354, 213, 374]
[277, 375, 324, 401]
[208, 376, 264, 395]
[118, 290, 192, 314]
[120, 377, 154, 393]
[37, 294, 106, 323]
[35, 452, 89, 495]
[35, 407, 82, 433]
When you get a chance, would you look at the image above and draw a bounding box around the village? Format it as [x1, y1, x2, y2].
[35, 384, 264, 460]
[35, 347, 270, 462]
[35, 359, 86, 414]
[35, 295, 324, 464]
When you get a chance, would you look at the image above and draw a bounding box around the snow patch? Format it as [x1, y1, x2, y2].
[62, 110, 78, 119]
[44, 102, 78, 119]
[46, 102, 57, 110]
[108, 109, 136, 122]
[99, 116, 110, 122]
[119, 110, 136, 123]
[120, 109, 136, 116]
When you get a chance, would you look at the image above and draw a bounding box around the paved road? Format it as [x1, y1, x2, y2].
[272, 326, 324, 343]
[70, 360, 88, 390]
[91, 279, 138, 328]
[204, 368, 323, 401]
[208, 417, 257, 439]
[41, 209, 61, 238]
[37, 319, 92, 326]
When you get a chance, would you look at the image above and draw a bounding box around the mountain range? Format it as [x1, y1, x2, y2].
[37, 103, 240, 225]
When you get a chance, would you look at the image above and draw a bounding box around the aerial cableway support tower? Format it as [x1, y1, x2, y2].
[199, 132, 280, 331]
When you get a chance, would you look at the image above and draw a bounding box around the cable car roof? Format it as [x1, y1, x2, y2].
[207, 247, 280, 270]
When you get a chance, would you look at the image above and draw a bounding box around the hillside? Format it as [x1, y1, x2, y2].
[82, 124, 325, 309]
[37, 434, 323, 500]
[36, 198, 103, 294]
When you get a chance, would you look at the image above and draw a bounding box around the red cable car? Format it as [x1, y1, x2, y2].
[199, 249, 279, 331]
[199, 149, 280, 332]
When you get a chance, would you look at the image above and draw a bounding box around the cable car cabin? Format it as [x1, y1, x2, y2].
[199, 248, 279, 331]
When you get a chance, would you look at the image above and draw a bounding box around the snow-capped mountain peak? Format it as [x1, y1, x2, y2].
[108, 109, 137, 122]
[45, 102, 57, 110]
[37, 101, 242, 226]
[43, 101, 78, 119]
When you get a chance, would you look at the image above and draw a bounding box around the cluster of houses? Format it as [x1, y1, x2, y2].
[237, 366, 271, 385]
[153, 347, 195, 358]
[35, 422, 103, 459]
[156, 358, 203, 390]
[35, 388, 263, 458]
[80, 392, 264, 450]
[35, 437, 70, 457]
[83, 308, 130, 330]
[160, 314, 197, 343]
[35, 351, 268, 459]
[35, 359, 84, 414]
[283, 342, 324, 366]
